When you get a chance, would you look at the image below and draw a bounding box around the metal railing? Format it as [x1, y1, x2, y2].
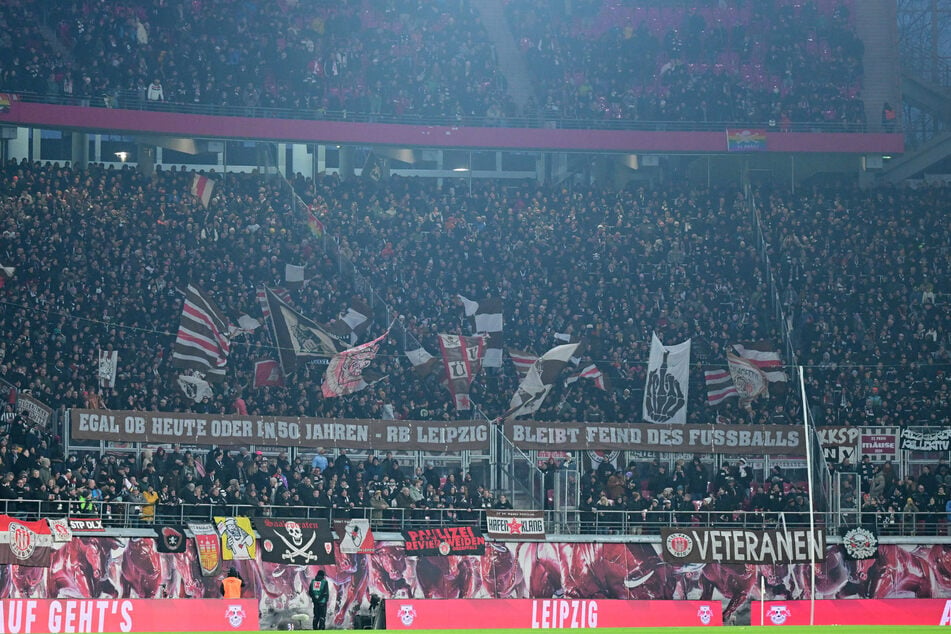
[3, 499, 940, 537]
[5, 90, 879, 134]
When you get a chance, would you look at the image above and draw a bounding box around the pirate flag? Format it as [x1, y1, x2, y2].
[253, 518, 335, 565]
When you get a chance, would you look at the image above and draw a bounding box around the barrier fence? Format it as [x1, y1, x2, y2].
[3, 498, 943, 538]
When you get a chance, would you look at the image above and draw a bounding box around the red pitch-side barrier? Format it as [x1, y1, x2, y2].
[0, 598, 259, 633]
[385, 598, 722, 629]
[758, 598, 951, 626]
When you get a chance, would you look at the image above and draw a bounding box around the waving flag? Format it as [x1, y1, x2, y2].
[171, 285, 232, 382]
[322, 332, 387, 398]
[459, 295, 503, 367]
[190, 174, 215, 208]
[642, 332, 690, 424]
[265, 287, 348, 376]
[505, 342, 580, 420]
[439, 334, 485, 410]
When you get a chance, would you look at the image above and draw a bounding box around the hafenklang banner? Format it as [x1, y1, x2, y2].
[660, 527, 825, 564]
[485, 510, 546, 541]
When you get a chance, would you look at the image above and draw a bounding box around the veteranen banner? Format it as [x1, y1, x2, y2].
[505, 421, 804, 454]
[660, 527, 825, 564]
[70, 409, 490, 451]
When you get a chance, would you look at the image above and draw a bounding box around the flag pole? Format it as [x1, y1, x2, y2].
[799, 366, 816, 626]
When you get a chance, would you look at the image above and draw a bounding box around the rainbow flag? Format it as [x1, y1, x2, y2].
[307, 210, 324, 238]
[726, 128, 768, 152]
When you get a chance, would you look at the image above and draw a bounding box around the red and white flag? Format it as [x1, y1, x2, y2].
[322, 332, 387, 398]
[732, 341, 788, 383]
[439, 334, 485, 410]
[565, 363, 609, 391]
[508, 349, 538, 379]
[190, 173, 215, 208]
[0, 515, 53, 566]
[253, 360, 285, 388]
[704, 366, 737, 406]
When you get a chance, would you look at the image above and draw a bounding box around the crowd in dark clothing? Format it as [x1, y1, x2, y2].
[1, 0, 867, 128]
[508, 0, 866, 128]
[0, 158, 947, 529]
[1, 0, 510, 122]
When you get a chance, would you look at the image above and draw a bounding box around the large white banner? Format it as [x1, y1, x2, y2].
[642, 332, 691, 424]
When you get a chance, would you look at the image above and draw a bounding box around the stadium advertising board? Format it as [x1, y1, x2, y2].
[0, 598, 259, 632]
[758, 598, 951, 626]
[660, 528, 825, 564]
[386, 599, 722, 629]
[485, 510, 546, 541]
[505, 421, 804, 454]
[71, 408, 489, 451]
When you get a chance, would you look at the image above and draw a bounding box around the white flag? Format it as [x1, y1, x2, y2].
[98, 350, 118, 388]
[642, 332, 691, 424]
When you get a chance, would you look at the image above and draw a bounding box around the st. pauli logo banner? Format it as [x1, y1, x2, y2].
[485, 510, 546, 541]
[402, 526, 485, 556]
[505, 421, 804, 455]
[254, 518, 335, 565]
[660, 527, 825, 564]
[188, 522, 222, 576]
[0, 515, 53, 566]
[71, 409, 490, 452]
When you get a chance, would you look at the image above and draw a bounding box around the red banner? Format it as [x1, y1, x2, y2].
[0, 599, 258, 632]
[758, 599, 951, 626]
[385, 599, 721, 629]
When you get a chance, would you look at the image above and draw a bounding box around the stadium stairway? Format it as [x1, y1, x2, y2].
[902, 70, 951, 126]
[473, 0, 537, 117]
[881, 129, 951, 182]
[854, 0, 902, 132]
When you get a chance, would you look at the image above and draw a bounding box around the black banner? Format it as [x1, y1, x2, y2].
[900, 428, 951, 452]
[840, 526, 879, 560]
[401, 526, 485, 556]
[661, 527, 825, 564]
[155, 525, 188, 553]
[253, 518, 335, 565]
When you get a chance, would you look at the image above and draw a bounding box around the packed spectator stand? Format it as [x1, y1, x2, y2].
[0, 0, 942, 538]
[0, 154, 947, 534]
[1, 0, 866, 129]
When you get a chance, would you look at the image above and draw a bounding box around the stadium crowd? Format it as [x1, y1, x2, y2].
[508, 0, 865, 128]
[0, 153, 945, 531]
[0, 0, 866, 127]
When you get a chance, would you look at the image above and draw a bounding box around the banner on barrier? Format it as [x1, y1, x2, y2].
[661, 527, 825, 564]
[401, 526, 485, 556]
[0, 598, 259, 632]
[386, 599, 722, 629]
[71, 408, 490, 451]
[485, 510, 546, 541]
[759, 598, 951, 626]
[504, 421, 804, 454]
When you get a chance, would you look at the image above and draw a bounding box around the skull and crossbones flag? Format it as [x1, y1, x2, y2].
[253, 518, 335, 565]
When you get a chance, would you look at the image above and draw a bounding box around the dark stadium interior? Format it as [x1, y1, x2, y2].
[0, 0, 949, 628]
